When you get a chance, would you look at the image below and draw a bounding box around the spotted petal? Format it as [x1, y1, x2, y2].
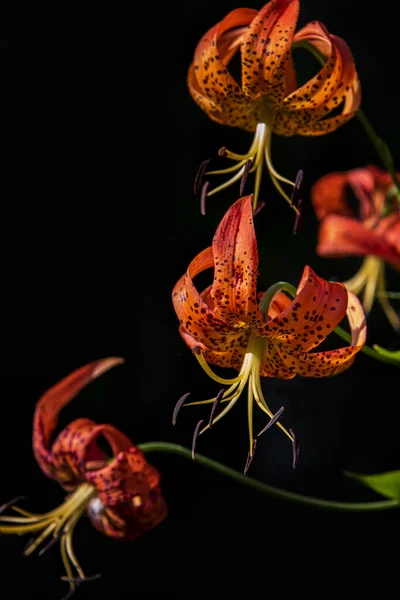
[210, 195, 264, 328]
[241, 0, 299, 103]
[172, 247, 247, 353]
[188, 8, 260, 131]
[33, 358, 125, 482]
[276, 21, 360, 136]
[259, 265, 348, 352]
[269, 291, 366, 377]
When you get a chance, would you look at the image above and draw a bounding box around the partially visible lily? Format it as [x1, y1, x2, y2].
[189, 0, 360, 213]
[0, 358, 167, 599]
[172, 195, 366, 470]
[311, 165, 400, 330]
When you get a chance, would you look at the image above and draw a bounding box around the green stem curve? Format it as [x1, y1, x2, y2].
[138, 442, 399, 512]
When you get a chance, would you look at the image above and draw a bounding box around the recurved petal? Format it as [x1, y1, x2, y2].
[316, 214, 400, 267]
[179, 325, 250, 370]
[33, 358, 125, 479]
[374, 214, 400, 268]
[291, 22, 360, 108]
[88, 486, 168, 541]
[241, 0, 299, 103]
[86, 446, 160, 507]
[279, 21, 360, 136]
[188, 8, 262, 131]
[259, 265, 348, 352]
[172, 247, 243, 350]
[272, 291, 366, 377]
[210, 195, 264, 328]
[311, 172, 353, 221]
[49, 421, 135, 490]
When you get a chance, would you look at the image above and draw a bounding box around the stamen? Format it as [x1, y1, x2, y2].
[290, 429, 300, 469]
[209, 389, 224, 428]
[293, 199, 304, 235]
[200, 181, 210, 216]
[0, 496, 25, 515]
[290, 169, 304, 207]
[257, 406, 285, 437]
[194, 159, 211, 196]
[253, 200, 266, 217]
[192, 420, 204, 459]
[60, 575, 102, 600]
[172, 392, 191, 426]
[244, 439, 257, 475]
[38, 532, 61, 556]
[239, 159, 253, 195]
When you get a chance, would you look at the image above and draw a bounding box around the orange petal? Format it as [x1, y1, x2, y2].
[179, 325, 250, 371]
[259, 265, 348, 352]
[210, 196, 264, 329]
[188, 8, 260, 131]
[33, 358, 125, 479]
[311, 172, 352, 220]
[88, 484, 168, 541]
[317, 215, 400, 268]
[276, 21, 360, 135]
[241, 0, 299, 103]
[172, 246, 244, 352]
[272, 291, 366, 377]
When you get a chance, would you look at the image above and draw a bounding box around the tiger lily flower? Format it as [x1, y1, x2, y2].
[311, 166, 400, 330]
[189, 0, 360, 213]
[0, 358, 167, 598]
[172, 195, 366, 469]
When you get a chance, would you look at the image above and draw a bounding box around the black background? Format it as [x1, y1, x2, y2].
[1, 2, 399, 598]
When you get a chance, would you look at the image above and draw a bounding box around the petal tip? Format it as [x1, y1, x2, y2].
[92, 357, 125, 380]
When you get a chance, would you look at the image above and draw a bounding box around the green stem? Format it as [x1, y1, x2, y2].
[138, 442, 399, 512]
[293, 41, 400, 194]
[333, 325, 400, 367]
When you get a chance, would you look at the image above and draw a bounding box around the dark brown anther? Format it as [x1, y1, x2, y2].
[194, 159, 211, 196]
[61, 574, 102, 600]
[209, 389, 225, 429]
[239, 159, 253, 195]
[293, 199, 304, 235]
[38, 532, 62, 556]
[172, 392, 191, 426]
[61, 574, 102, 584]
[253, 200, 266, 217]
[191, 419, 204, 459]
[0, 495, 25, 515]
[257, 407, 284, 437]
[290, 169, 304, 207]
[290, 428, 300, 469]
[192, 345, 202, 355]
[218, 146, 228, 157]
[243, 439, 257, 475]
[200, 181, 210, 216]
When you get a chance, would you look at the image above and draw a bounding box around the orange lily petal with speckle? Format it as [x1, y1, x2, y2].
[210, 195, 265, 329]
[241, 0, 299, 103]
[267, 291, 366, 377]
[258, 265, 348, 352]
[188, 8, 260, 131]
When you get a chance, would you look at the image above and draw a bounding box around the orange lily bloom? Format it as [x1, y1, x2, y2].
[188, 0, 360, 213]
[0, 358, 167, 597]
[172, 195, 366, 468]
[311, 166, 400, 329]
